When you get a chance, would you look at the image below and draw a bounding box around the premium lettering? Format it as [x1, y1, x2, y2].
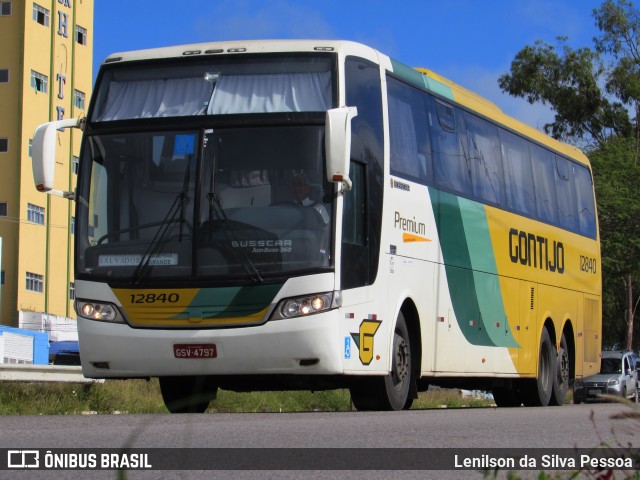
[394, 211, 426, 235]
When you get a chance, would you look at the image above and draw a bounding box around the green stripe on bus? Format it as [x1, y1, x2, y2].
[458, 198, 518, 348]
[430, 190, 519, 348]
[174, 283, 283, 320]
[390, 59, 454, 100]
[430, 189, 494, 346]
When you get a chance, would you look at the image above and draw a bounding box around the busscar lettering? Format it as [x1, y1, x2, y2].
[232, 239, 292, 248]
[508, 228, 564, 274]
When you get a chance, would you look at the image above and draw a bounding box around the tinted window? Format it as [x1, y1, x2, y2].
[574, 164, 597, 238]
[500, 130, 535, 216]
[343, 57, 384, 288]
[464, 112, 504, 206]
[530, 144, 558, 224]
[343, 161, 366, 246]
[433, 100, 471, 195]
[555, 156, 579, 231]
[387, 76, 432, 183]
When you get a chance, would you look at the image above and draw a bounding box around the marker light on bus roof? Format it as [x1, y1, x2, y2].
[204, 72, 220, 82]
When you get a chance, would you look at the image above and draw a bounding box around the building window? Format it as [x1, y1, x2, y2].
[1, 2, 11, 16]
[27, 203, 45, 224]
[0, 138, 7, 152]
[72, 155, 79, 174]
[69, 282, 75, 300]
[32, 3, 49, 27]
[30, 70, 48, 93]
[0, 68, 8, 83]
[73, 90, 85, 110]
[0, 202, 7, 216]
[26, 272, 44, 293]
[75, 25, 87, 45]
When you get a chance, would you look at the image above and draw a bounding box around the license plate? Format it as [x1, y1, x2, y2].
[588, 389, 601, 395]
[173, 344, 217, 359]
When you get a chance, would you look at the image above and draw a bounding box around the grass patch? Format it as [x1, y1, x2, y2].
[0, 380, 495, 415]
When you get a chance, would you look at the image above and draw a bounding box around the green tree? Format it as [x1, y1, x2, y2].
[498, 38, 631, 147]
[498, 0, 640, 349]
[594, 0, 640, 142]
[589, 137, 640, 348]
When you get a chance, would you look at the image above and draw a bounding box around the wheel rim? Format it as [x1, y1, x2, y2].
[557, 346, 569, 385]
[391, 332, 410, 391]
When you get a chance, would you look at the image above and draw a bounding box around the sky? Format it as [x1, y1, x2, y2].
[93, 0, 605, 130]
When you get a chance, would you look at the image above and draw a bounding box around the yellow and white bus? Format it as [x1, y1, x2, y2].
[32, 40, 601, 412]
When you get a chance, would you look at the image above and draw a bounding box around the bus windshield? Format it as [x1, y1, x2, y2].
[76, 54, 336, 285]
[76, 125, 332, 284]
[90, 55, 333, 120]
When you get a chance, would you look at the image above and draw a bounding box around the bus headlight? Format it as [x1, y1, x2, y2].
[272, 292, 339, 320]
[76, 301, 125, 323]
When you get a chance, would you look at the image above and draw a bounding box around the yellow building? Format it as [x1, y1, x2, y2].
[0, 0, 93, 327]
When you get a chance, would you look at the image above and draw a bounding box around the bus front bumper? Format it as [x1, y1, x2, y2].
[77, 312, 343, 378]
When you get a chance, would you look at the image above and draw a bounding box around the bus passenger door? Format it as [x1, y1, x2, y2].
[341, 161, 369, 290]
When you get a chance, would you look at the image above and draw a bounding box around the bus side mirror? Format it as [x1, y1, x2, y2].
[32, 118, 82, 198]
[325, 107, 357, 191]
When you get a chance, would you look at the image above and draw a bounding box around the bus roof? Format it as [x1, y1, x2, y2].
[101, 39, 589, 166]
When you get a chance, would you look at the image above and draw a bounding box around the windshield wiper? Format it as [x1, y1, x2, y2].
[130, 192, 189, 285]
[130, 157, 192, 285]
[207, 191, 264, 284]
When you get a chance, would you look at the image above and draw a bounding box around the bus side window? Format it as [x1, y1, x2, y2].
[387, 75, 433, 184]
[530, 144, 558, 224]
[574, 164, 597, 238]
[555, 155, 579, 232]
[432, 100, 471, 196]
[499, 130, 536, 217]
[464, 112, 504, 206]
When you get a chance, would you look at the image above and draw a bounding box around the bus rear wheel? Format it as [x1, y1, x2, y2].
[159, 375, 218, 413]
[349, 312, 415, 411]
[522, 327, 555, 407]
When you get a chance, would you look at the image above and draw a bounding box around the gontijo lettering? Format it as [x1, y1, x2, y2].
[508, 228, 565, 274]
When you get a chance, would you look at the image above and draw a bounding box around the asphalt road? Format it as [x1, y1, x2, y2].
[0, 403, 637, 480]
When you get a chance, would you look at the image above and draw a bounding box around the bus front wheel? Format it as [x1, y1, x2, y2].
[349, 312, 416, 411]
[159, 375, 218, 413]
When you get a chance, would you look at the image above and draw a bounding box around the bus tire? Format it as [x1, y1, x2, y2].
[349, 312, 415, 411]
[159, 375, 218, 413]
[522, 327, 555, 407]
[550, 333, 569, 405]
